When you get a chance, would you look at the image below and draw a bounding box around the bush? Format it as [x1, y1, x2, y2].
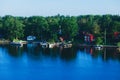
[95, 37, 103, 45]
[13, 38, 19, 42]
[117, 42, 120, 47]
[48, 39, 55, 43]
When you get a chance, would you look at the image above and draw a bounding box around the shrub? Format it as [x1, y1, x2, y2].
[95, 37, 103, 45]
[117, 42, 120, 47]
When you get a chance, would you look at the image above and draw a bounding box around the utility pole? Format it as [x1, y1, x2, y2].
[104, 28, 106, 45]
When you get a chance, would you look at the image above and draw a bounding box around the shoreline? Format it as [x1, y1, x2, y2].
[0, 40, 119, 49]
[0, 40, 10, 44]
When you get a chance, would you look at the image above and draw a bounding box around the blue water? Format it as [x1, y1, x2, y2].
[0, 45, 120, 80]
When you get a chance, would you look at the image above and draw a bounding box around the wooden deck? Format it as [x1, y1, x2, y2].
[78, 44, 119, 48]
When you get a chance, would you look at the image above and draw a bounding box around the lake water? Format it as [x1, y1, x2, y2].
[0, 44, 120, 80]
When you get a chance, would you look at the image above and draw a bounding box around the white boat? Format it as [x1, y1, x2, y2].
[49, 43, 56, 48]
[95, 45, 103, 50]
[41, 42, 48, 48]
[10, 42, 23, 47]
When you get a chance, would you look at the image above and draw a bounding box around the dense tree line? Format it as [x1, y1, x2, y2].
[0, 15, 120, 44]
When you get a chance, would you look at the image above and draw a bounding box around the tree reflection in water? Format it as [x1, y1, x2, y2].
[1, 44, 120, 62]
[7, 45, 23, 57]
[59, 47, 77, 61]
[78, 46, 120, 62]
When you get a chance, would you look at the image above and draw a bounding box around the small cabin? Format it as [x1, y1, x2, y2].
[27, 36, 36, 41]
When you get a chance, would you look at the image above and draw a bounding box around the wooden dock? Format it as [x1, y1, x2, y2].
[10, 41, 27, 47]
[78, 44, 119, 49]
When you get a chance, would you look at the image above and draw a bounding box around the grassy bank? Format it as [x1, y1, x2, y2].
[0, 39, 10, 44]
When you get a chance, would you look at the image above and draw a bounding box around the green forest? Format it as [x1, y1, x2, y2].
[0, 15, 120, 45]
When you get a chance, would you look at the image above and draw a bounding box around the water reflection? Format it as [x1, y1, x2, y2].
[0, 45, 120, 80]
[102, 48, 120, 62]
[0, 44, 120, 62]
[7, 45, 23, 57]
[78, 46, 120, 62]
[60, 48, 77, 61]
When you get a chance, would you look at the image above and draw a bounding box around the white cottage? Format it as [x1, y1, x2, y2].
[27, 36, 36, 41]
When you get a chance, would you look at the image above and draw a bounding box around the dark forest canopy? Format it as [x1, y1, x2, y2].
[0, 15, 120, 44]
